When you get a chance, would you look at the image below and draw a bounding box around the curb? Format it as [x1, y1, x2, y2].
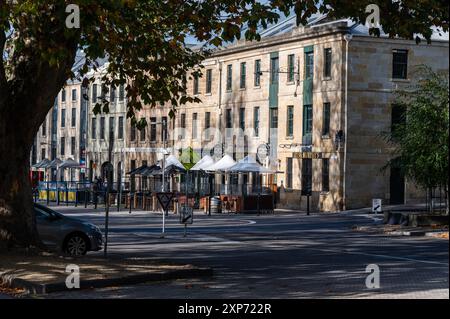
[1, 267, 213, 294]
[386, 230, 448, 237]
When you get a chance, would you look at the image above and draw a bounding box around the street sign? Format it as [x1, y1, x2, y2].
[180, 206, 194, 225]
[156, 192, 175, 212]
[372, 199, 382, 214]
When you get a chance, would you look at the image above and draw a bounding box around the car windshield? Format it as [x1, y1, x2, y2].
[34, 205, 62, 219]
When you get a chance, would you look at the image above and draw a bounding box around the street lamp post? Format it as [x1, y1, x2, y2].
[158, 120, 168, 238]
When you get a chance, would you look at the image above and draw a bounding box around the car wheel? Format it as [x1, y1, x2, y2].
[65, 234, 88, 256]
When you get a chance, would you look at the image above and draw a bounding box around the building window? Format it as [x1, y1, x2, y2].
[239, 108, 245, 131]
[324, 48, 332, 78]
[206, 69, 212, 94]
[119, 84, 125, 101]
[60, 137, 65, 156]
[140, 118, 146, 142]
[101, 84, 107, 101]
[205, 112, 211, 130]
[192, 113, 198, 139]
[42, 119, 47, 136]
[92, 84, 97, 103]
[162, 116, 168, 141]
[226, 109, 232, 128]
[287, 105, 294, 137]
[240, 62, 246, 89]
[91, 118, 96, 139]
[392, 49, 408, 79]
[61, 109, 66, 128]
[71, 136, 76, 155]
[302, 104, 313, 144]
[270, 56, 279, 84]
[100, 117, 105, 140]
[71, 108, 76, 127]
[391, 104, 407, 138]
[226, 64, 232, 91]
[286, 158, 293, 189]
[61, 89, 66, 103]
[302, 158, 312, 194]
[109, 117, 115, 139]
[270, 108, 278, 129]
[254, 59, 261, 87]
[150, 117, 156, 142]
[253, 107, 260, 137]
[179, 113, 186, 140]
[110, 85, 116, 103]
[305, 52, 314, 79]
[287, 54, 295, 82]
[322, 158, 330, 192]
[118, 116, 124, 139]
[193, 75, 199, 95]
[322, 102, 330, 136]
[41, 148, 46, 161]
[72, 89, 77, 101]
[130, 125, 136, 142]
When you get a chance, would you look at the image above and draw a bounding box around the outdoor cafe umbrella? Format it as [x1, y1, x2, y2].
[203, 154, 236, 172]
[226, 155, 277, 214]
[190, 155, 215, 171]
[58, 158, 82, 170]
[126, 164, 149, 175]
[226, 155, 275, 173]
[58, 158, 82, 183]
[45, 158, 63, 169]
[32, 158, 50, 169]
[202, 155, 236, 196]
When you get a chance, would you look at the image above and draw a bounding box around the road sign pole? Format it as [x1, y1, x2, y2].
[162, 208, 165, 238]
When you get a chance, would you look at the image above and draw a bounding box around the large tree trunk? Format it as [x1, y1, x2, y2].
[0, 4, 80, 250]
[0, 115, 38, 249]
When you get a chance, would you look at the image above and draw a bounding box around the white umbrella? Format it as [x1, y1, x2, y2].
[203, 154, 236, 172]
[165, 155, 185, 170]
[227, 155, 275, 173]
[190, 155, 215, 171]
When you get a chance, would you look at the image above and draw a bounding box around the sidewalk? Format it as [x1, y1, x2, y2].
[0, 252, 212, 295]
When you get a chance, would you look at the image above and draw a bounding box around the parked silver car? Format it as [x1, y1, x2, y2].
[34, 203, 103, 256]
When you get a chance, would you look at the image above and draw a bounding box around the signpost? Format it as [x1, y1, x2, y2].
[157, 192, 175, 238]
[180, 205, 194, 237]
[372, 199, 382, 214]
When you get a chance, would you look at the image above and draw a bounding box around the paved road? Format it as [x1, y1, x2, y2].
[35, 205, 450, 298]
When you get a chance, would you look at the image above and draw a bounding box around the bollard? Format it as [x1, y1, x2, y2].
[84, 189, 88, 208]
[46, 183, 50, 206]
[129, 193, 133, 214]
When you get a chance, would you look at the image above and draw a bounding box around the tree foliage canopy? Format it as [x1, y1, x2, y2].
[1, 1, 448, 128]
[387, 66, 449, 190]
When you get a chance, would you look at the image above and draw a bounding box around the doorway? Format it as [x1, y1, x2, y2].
[390, 166, 405, 205]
